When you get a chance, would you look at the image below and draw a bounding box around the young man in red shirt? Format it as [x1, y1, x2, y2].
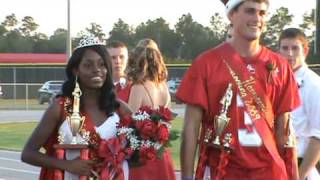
[177, 0, 301, 179]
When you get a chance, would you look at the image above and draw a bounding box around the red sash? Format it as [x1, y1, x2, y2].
[218, 43, 288, 179]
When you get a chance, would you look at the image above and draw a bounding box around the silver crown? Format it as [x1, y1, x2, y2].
[75, 36, 105, 49]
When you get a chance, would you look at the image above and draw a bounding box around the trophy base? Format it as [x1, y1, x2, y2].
[53, 144, 89, 180]
[54, 144, 88, 150]
[206, 143, 233, 152]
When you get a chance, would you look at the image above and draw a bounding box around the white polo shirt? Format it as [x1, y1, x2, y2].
[292, 64, 320, 157]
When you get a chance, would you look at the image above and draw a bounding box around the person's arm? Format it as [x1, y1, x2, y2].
[180, 104, 202, 179]
[128, 85, 144, 112]
[275, 112, 291, 156]
[299, 137, 320, 179]
[117, 98, 133, 116]
[21, 99, 95, 176]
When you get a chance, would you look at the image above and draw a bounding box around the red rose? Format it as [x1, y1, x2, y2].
[116, 151, 126, 163]
[139, 147, 157, 164]
[136, 120, 157, 140]
[120, 115, 132, 127]
[157, 124, 170, 143]
[125, 147, 134, 156]
[158, 106, 172, 122]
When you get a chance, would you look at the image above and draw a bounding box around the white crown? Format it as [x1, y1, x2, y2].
[76, 36, 105, 49]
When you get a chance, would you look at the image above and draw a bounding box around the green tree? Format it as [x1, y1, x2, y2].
[135, 18, 180, 58]
[175, 13, 215, 60]
[19, 16, 39, 37]
[48, 28, 67, 53]
[210, 13, 229, 41]
[262, 7, 293, 50]
[0, 24, 8, 36]
[33, 32, 50, 53]
[4, 30, 33, 52]
[300, 9, 316, 48]
[85, 22, 105, 40]
[108, 18, 134, 47]
[1, 13, 18, 31]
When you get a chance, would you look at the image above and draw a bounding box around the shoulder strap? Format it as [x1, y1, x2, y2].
[142, 83, 155, 108]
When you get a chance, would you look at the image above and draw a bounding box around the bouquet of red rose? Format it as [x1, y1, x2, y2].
[117, 106, 179, 166]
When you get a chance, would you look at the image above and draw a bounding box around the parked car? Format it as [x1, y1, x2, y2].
[167, 78, 182, 103]
[0, 82, 3, 98]
[38, 80, 64, 104]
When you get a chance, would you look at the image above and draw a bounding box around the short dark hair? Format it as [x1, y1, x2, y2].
[279, 28, 309, 50]
[106, 40, 127, 49]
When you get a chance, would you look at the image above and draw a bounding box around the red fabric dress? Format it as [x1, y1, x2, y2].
[116, 81, 176, 180]
[115, 81, 132, 102]
[129, 150, 176, 180]
[176, 43, 301, 180]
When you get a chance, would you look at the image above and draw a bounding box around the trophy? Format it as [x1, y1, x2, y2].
[205, 83, 233, 150]
[67, 78, 86, 144]
[54, 77, 90, 180]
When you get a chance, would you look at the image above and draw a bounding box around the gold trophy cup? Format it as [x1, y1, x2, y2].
[67, 78, 85, 144]
[207, 83, 233, 150]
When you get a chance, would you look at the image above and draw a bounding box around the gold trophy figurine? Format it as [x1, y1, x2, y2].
[54, 77, 89, 180]
[67, 76, 85, 144]
[212, 83, 233, 148]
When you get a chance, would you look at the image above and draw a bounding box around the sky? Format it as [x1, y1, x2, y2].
[0, 0, 316, 37]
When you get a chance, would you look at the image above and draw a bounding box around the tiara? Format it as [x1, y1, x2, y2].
[75, 36, 105, 49]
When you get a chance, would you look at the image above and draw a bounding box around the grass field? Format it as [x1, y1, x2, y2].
[0, 99, 48, 110]
[0, 117, 183, 169]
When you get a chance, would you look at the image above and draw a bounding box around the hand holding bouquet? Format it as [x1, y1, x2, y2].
[117, 106, 179, 166]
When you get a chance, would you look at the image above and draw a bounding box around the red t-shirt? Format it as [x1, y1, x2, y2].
[176, 43, 300, 172]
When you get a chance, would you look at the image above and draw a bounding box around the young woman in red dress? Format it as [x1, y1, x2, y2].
[125, 39, 176, 180]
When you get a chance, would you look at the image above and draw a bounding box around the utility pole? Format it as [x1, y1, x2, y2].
[66, 0, 72, 58]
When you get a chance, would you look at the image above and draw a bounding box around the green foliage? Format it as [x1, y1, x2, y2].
[262, 7, 293, 50]
[1, 13, 18, 31]
[108, 18, 134, 47]
[134, 17, 180, 58]
[210, 13, 228, 40]
[19, 16, 39, 37]
[48, 28, 67, 53]
[85, 22, 106, 40]
[169, 129, 180, 141]
[0, 8, 316, 61]
[175, 13, 220, 59]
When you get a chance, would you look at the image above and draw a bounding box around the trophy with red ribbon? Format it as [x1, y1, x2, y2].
[54, 78, 90, 180]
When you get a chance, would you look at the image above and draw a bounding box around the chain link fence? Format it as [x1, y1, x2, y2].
[0, 65, 319, 110]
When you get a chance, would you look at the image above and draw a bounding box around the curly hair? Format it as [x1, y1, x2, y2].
[61, 45, 119, 117]
[126, 39, 167, 84]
